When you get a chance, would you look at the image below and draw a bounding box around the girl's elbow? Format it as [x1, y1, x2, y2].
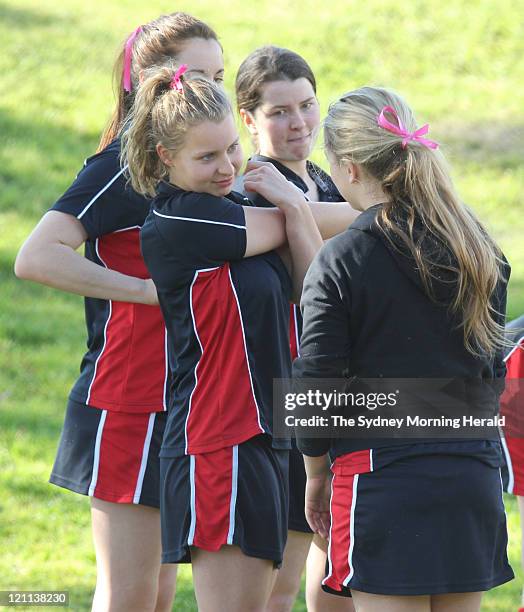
[14, 248, 40, 281]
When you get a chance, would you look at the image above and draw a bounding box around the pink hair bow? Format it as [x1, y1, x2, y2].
[123, 26, 143, 93]
[170, 64, 188, 91]
[377, 106, 439, 150]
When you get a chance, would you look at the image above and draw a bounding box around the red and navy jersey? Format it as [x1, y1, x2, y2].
[51, 138, 169, 413]
[499, 316, 524, 494]
[502, 328, 524, 419]
[140, 181, 293, 456]
[237, 155, 345, 359]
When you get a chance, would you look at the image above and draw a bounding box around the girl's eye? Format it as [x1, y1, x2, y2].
[214, 76, 224, 84]
[227, 143, 239, 153]
[201, 154, 215, 161]
[271, 109, 286, 117]
[302, 102, 313, 110]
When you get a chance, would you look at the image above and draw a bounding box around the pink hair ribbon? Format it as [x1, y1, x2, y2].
[377, 106, 439, 150]
[170, 64, 189, 91]
[123, 25, 143, 93]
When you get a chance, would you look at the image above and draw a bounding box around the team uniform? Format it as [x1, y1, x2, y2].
[500, 315, 524, 495]
[239, 155, 344, 533]
[49, 138, 169, 508]
[140, 182, 293, 565]
[295, 205, 514, 596]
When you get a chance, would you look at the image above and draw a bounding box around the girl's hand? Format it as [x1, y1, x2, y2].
[243, 160, 306, 213]
[305, 472, 332, 539]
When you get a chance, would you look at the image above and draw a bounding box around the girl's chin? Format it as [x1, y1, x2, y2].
[288, 146, 314, 161]
[210, 185, 233, 197]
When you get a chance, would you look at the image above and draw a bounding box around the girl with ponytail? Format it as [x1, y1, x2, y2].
[15, 13, 224, 611]
[122, 65, 357, 612]
[296, 86, 513, 610]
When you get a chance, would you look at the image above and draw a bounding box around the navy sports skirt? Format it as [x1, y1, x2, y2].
[323, 445, 514, 596]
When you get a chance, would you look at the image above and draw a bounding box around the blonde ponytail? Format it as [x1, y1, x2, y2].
[324, 87, 507, 356]
[120, 68, 171, 196]
[121, 65, 231, 197]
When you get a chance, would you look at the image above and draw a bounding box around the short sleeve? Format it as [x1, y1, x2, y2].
[50, 142, 147, 239]
[141, 191, 247, 290]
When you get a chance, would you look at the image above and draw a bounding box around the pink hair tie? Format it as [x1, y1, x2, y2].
[122, 25, 143, 93]
[377, 106, 439, 150]
[169, 64, 188, 91]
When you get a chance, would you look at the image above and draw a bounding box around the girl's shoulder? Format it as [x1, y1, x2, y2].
[153, 183, 247, 219]
[82, 137, 122, 170]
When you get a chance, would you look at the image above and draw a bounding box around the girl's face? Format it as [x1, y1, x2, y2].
[326, 149, 356, 206]
[173, 37, 225, 85]
[242, 78, 320, 162]
[165, 113, 243, 197]
[326, 149, 378, 212]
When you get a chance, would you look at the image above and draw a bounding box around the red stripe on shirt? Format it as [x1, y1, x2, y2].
[186, 264, 264, 454]
[500, 339, 524, 493]
[289, 305, 299, 360]
[88, 230, 167, 412]
[501, 339, 524, 431]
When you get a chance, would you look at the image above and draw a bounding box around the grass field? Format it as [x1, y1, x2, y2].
[1, 0, 523, 609]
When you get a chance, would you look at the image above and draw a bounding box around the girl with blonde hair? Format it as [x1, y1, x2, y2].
[296, 86, 513, 611]
[122, 64, 357, 611]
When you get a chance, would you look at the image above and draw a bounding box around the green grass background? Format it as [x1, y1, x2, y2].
[1, 0, 523, 609]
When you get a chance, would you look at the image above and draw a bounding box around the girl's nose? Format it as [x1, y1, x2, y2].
[290, 111, 306, 130]
[218, 155, 235, 175]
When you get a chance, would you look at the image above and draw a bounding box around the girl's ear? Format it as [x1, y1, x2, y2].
[239, 108, 258, 136]
[156, 143, 174, 167]
[346, 161, 360, 184]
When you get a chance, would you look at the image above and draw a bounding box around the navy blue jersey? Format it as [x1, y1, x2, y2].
[51, 138, 169, 413]
[140, 181, 293, 456]
[237, 155, 345, 359]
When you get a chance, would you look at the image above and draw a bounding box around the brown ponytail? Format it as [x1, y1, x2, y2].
[97, 12, 219, 152]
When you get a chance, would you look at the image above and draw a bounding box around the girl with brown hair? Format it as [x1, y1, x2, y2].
[296, 86, 513, 611]
[15, 13, 224, 611]
[235, 45, 355, 612]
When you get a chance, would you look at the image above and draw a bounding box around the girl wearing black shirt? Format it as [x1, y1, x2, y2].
[296, 86, 513, 611]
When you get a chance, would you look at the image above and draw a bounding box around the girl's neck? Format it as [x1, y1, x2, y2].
[357, 182, 391, 211]
[260, 154, 309, 182]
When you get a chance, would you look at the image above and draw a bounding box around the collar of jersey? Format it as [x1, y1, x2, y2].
[250, 155, 332, 195]
[156, 180, 185, 196]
